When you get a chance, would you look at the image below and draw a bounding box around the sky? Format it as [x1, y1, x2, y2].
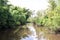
[8, 0, 49, 11]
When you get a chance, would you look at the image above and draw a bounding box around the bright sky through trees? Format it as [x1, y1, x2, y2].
[8, 0, 49, 11]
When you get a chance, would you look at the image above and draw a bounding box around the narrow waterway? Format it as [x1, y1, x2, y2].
[21, 23, 48, 40]
[0, 23, 60, 40]
[19, 23, 60, 40]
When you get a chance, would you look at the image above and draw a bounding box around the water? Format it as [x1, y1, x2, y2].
[21, 24, 47, 40]
[39, 32, 47, 40]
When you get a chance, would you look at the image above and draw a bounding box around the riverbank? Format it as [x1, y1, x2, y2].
[0, 23, 60, 40]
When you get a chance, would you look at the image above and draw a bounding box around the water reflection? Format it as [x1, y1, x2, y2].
[21, 23, 47, 40]
[21, 25, 37, 40]
[39, 32, 47, 40]
[21, 35, 37, 40]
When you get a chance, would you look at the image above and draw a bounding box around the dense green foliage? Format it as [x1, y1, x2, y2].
[0, 0, 8, 6]
[33, 0, 60, 31]
[10, 6, 32, 25]
[0, 0, 32, 29]
[0, 6, 16, 29]
[43, 0, 60, 30]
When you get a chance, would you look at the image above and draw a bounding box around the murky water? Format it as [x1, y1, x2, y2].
[21, 23, 47, 40]
[0, 23, 60, 40]
[19, 23, 60, 40]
